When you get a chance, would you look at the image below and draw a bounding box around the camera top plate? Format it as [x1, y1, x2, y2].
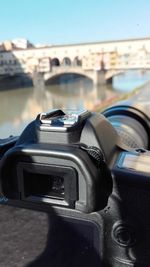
[38, 109, 91, 132]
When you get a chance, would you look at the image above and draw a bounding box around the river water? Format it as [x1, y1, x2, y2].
[0, 70, 150, 138]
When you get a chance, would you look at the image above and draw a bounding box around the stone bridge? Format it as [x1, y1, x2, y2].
[43, 66, 123, 85]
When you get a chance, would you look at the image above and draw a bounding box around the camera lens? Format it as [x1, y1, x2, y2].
[107, 115, 148, 148]
[103, 103, 149, 149]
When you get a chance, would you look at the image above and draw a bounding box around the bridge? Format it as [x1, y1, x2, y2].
[43, 66, 123, 85]
[0, 37, 150, 86]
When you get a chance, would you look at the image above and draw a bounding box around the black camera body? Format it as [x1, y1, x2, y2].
[0, 104, 150, 267]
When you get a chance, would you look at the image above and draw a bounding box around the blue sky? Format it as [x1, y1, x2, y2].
[1, 0, 150, 45]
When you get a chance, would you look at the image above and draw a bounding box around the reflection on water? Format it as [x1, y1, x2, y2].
[0, 70, 150, 138]
[0, 79, 114, 138]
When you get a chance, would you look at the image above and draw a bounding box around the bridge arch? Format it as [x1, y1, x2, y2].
[44, 67, 118, 86]
[44, 68, 94, 85]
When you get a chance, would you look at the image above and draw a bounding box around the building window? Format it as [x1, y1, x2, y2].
[74, 57, 82, 66]
[62, 57, 71, 66]
[51, 58, 60, 66]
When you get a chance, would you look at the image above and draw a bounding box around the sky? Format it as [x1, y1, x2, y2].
[1, 0, 150, 45]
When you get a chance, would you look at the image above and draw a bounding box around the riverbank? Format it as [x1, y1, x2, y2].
[93, 80, 150, 112]
[0, 74, 33, 90]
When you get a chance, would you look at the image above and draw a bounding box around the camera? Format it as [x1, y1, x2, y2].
[0, 101, 149, 266]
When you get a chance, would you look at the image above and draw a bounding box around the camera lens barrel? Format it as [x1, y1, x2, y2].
[103, 103, 150, 150]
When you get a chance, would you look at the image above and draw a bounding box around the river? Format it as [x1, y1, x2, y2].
[0, 70, 150, 138]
